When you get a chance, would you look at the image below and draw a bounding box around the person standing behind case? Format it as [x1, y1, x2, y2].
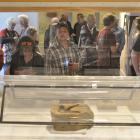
[131, 17, 140, 76]
[45, 23, 80, 75]
[10, 36, 44, 75]
[97, 14, 117, 67]
[18, 14, 29, 38]
[112, 18, 125, 55]
[78, 14, 99, 47]
[26, 26, 40, 52]
[73, 13, 86, 44]
[78, 14, 99, 67]
[0, 17, 19, 75]
[111, 18, 125, 68]
[44, 17, 59, 50]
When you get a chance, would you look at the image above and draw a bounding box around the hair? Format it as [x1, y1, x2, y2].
[18, 14, 29, 26]
[55, 22, 70, 43]
[103, 13, 116, 26]
[26, 26, 37, 36]
[135, 17, 140, 31]
[60, 14, 68, 22]
[77, 13, 84, 18]
[6, 17, 16, 27]
[57, 22, 69, 31]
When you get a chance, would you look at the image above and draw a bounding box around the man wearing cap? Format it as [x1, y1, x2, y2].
[10, 36, 44, 75]
[0, 17, 19, 75]
[45, 23, 80, 75]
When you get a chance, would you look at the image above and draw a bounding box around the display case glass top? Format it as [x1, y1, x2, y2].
[0, 76, 140, 125]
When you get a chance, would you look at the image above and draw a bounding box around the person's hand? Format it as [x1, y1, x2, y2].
[68, 63, 79, 75]
[111, 46, 118, 54]
[73, 63, 79, 71]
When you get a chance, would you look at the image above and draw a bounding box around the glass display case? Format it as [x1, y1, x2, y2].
[0, 75, 140, 139]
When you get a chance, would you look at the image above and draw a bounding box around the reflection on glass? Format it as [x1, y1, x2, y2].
[0, 11, 139, 76]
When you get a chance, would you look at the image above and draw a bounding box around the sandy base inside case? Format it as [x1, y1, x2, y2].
[2, 104, 138, 123]
[0, 104, 140, 140]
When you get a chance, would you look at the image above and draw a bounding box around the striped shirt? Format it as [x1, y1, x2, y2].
[45, 41, 80, 75]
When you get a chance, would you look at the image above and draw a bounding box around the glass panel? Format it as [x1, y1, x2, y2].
[0, 11, 134, 76]
[1, 76, 140, 126]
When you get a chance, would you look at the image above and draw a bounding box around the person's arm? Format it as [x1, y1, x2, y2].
[78, 25, 86, 47]
[131, 50, 140, 75]
[67, 21, 74, 35]
[120, 29, 125, 49]
[110, 32, 118, 54]
[44, 48, 53, 75]
[44, 28, 50, 51]
[0, 30, 16, 45]
[0, 37, 15, 44]
[117, 29, 125, 53]
[73, 23, 77, 35]
[93, 27, 99, 42]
